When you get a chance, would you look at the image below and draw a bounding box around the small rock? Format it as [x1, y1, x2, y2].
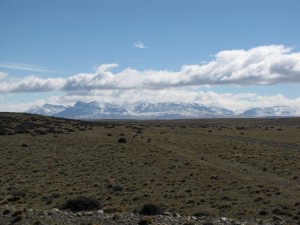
[84, 211, 93, 216]
[52, 208, 60, 213]
[163, 211, 172, 216]
[97, 210, 104, 214]
[174, 213, 181, 217]
[221, 217, 228, 221]
[273, 215, 284, 221]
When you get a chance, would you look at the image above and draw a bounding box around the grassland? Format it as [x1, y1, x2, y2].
[0, 112, 299, 224]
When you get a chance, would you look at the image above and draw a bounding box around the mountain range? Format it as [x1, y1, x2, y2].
[26, 101, 299, 119]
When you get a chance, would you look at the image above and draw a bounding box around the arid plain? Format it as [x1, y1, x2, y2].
[0, 113, 299, 224]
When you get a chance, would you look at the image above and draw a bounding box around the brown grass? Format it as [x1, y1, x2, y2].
[0, 112, 300, 223]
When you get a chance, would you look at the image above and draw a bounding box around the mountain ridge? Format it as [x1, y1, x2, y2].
[26, 101, 299, 119]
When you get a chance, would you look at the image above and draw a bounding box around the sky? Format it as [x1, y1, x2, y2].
[0, 0, 300, 112]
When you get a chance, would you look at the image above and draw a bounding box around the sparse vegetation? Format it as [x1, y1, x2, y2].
[0, 113, 299, 224]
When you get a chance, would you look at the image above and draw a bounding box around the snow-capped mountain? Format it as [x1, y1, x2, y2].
[204, 106, 234, 116]
[132, 102, 234, 118]
[26, 102, 299, 119]
[55, 101, 101, 119]
[54, 101, 130, 119]
[240, 106, 298, 117]
[102, 103, 129, 116]
[134, 102, 205, 114]
[27, 104, 67, 116]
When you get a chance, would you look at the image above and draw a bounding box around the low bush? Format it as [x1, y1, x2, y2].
[183, 221, 196, 225]
[2, 209, 11, 215]
[112, 185, 123, 192]
[12, 190, 26, 198]
[138, 216, 153, 225]
[11, 215, 22, 224]
[193, 211, 210, 217]
[12, 210, 23, 217]
[60, 196, 101, 212]
[203, 222, 214, 225]
[139, 203, 163, 215]
[259, 208, 269, 216]
[118, 138, 127, 143]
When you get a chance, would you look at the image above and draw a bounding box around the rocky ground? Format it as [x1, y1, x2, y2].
[0, 205, 290, 225]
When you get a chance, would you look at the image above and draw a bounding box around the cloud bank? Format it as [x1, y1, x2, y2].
[0, 45, 299, 94]
[0, 72, 7, 80]
[0, 45, 300, 93]
[1, 45, 300, 112]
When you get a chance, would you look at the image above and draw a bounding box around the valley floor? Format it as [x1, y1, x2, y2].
[0, 113, 299, 224]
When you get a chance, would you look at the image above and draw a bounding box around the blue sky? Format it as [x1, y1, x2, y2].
[0, 0, 300, 112]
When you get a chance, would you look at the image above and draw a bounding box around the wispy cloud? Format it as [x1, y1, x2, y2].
[1, 45, 300, 93]
[0, 62, 58, 73]
[134, 41, 147, 49]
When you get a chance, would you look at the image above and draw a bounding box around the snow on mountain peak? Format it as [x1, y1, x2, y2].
[240, 106, 298, 117]
[26, 102, 299, 119]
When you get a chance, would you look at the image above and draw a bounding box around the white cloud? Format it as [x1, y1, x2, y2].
[0, 71, 8, 80]
[134, 41, 147, 49]
[0, 76, 66, 93]
[0, 45, 300, 93]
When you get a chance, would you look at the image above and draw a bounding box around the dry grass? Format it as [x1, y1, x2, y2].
[0, 112, 299, 223]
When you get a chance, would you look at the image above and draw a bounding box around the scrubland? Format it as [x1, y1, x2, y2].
[0, 113, 299, 224]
